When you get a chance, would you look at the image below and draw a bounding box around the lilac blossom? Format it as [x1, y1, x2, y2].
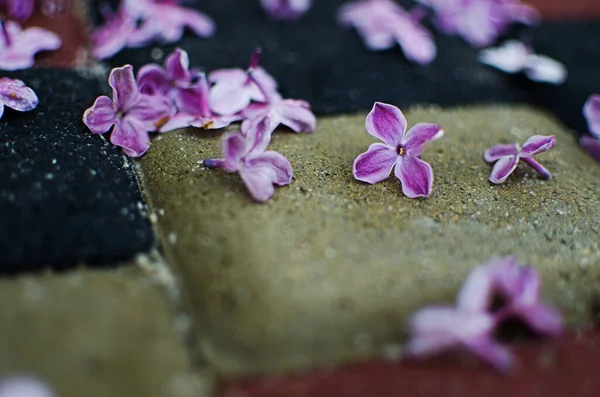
[91, 5, 137, 60]
[352, 102, 443, 198]
[478, 40, 567, 85]
[0, 377, 54, 397]
[0, 77, 39, 119]
[417, 0, 539, 48]
[261, 0, 312, 20]
[208, 49, 278, 116]
[483, 135, 556, 184]
[0, 20, 61, 71]
[337, 0, 436, 65]
[580, 94, 600, 163]
[204, 117, 293, 203]
[83, 65, 173, 157]
[0, 0, 34, 21]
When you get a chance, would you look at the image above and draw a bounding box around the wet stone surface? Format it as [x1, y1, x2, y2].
[138, 106, 600, 376]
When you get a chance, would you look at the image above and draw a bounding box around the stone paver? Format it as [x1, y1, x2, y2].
[0, 267, 210, 397]
[138, 106, 600, 377]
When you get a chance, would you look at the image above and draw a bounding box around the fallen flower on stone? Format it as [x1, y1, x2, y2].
[203, 117, 293, 203]
[208, 48, 278, 116]
[353, 102, 443, 198]
[478, 40, 567, 85]
[417, 0, 539, 48]
[261, 0, 311, 20]
[483, 135, 556, 184]
[91, 5, 137, 60]
[0, 19, 61, 71]
[83, 65, 173, 157]
[580, 94, 600, 163]
[0, 77, 39, 119]
[337, 0, 436, 65]
[0, 376, 55, 397]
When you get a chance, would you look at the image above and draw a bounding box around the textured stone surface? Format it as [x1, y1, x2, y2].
[0, 268, 209, 397]
[138, 106, 600, 376]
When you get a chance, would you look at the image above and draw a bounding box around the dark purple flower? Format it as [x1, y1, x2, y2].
[208, 49, 278, 116]
[0, 77, 38, 118]
[338, 0, 436, 65]
[83, 65, 173, 157]
[0, 0, 34, 21]
[261, 0, 311, 20]
[483, 135, 556, 184]
[0, 377, 54, 397]
[91, 6, 137, 60]
[353, 102, 443, 198]
[478, 40, 567, 85]
[0, 20, 61, 70]
[580, 94, 600, 163]
[204, 117, 293, 203]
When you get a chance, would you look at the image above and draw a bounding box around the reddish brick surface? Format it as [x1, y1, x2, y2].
[221, 327, 600, 397]
[528, 0, 600, 19]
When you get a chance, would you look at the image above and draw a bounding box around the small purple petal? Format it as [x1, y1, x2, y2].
[158, 113, 195, 132]
[517, 304, 563, 337]
[521, 135, 556, 158]
[275, 99, 317, 133]
[483, 143, 519, 163]
[128, 94, 174, 130]
[403, 123, 443, 155]
[583, 94, 600, 139]
[209, 80, 255, 116]
[110, 117, 151, 158]
[395, 18, 436, 65]
[14, 25, 62, 55]
[244, 116, 273, 153]
[395, 155, 433, 198]
[245, 151, 293, 186]
[91, 9, 136, 60]
[520, 157, 552, 179]
[456, 265, 494, 313]
[239, 164, 277, 203]
[83, 96, 117, 134]
[365, 102, 406, 147]
[109, 65, 140, 112]
[0, 77, 38, 112]
[488, 155, 519, 184]
[352, 142, 398, 184]
[137, 64, 170, 95]
[221, 132, 249, 172]
[165, 47, 190, 82]
[0, 22, 61, 70]
[580, 135, 600, 163]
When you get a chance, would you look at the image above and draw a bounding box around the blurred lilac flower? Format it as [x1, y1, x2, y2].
[0, 19, 61, 70]
[478, 40, 567, 85]
[580, 94, 600, 163]
[159, 72, 241, 132]
[406, 307, 512, 371]
[0, 77, 39, 119]
[338, 0, 436, 65]
[483, 135, 556, 184]
[417, 0, 539, 48]
[204, 117, 293, 203]
[261, 0, 312, 20]
[83, 65, 173, 157]
[0, 0, 34, 21]
[458, 256, 563, 337]
[353, 102, 443, 198]
[0, 377, 54, 397]
[208, 49, 278, 116]
[91, 5, 137, 60]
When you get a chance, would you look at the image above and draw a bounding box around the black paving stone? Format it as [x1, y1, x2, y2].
[93, 0, 600, 135]
[0, 68, 153, 275]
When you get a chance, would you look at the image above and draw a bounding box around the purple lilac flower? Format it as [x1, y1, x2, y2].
[0, 0, 34, 21]
[0, 77, 39, 119]
[483, 135, 556, 184]
[203, 117, 293, 203]
[91, 5, 137, 60]
[0, 20, 61, 71]
[83, 65, 173, 157]
[208, 49, 278, 116]
[417, 0, 539, 48]
[352, 102, 443, 198]
[580, 94, 600, 163]
[261, 0, 312, 20]
[0, 377, 54, 397]
[337, 0, 436, 65]
[159, 72, 241, 132]
[478, 40, 567, 85]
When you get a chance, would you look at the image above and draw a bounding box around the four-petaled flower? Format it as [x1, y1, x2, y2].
[83, 65, 173, 157]
[580, 94, 600, 163]
[483, 135, 556, 184]
[261, 0, 312, 20]
[478, 40, 567, 85]
[203, 117, 293, 203]
[338, 0, 436, 65]
[0, 20, 62, 71]
[353, 102, 443, 198]
[407, 256, 562, 371]
[0, 77, 39, 119]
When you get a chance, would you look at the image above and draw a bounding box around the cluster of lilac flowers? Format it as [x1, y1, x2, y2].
[0, 77, 39, 119]
[0, 19, 61, 71]
[580, 94, 600, 163]
[406, 256, 563, 370]
[91, 0, 215, 60]
[83, 47, 316, 202]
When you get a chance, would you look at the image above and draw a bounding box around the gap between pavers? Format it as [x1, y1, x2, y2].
[136, 105, 600, 378]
